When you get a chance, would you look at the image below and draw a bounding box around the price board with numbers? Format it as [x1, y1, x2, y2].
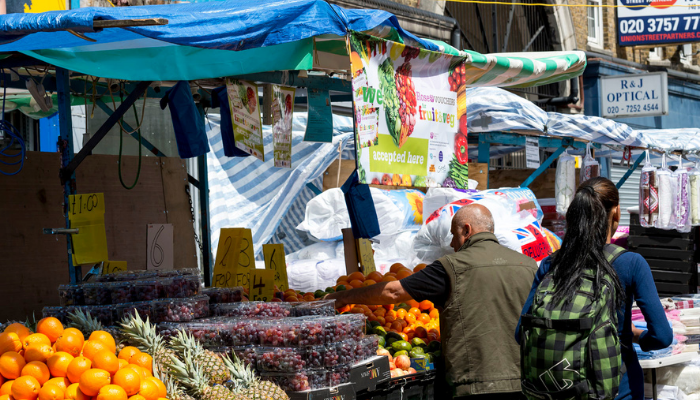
[249, 269, 275, 301]
[356, 238, 376, 275]
[69, 193, 108, 265]
[102, 261, 127, 275]
[617, 0, 700, 46]
[263, 243, 288, 292]
[212, 228, 255, 288]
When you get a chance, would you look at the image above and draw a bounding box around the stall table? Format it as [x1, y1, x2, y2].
[639, 352, 700, 400]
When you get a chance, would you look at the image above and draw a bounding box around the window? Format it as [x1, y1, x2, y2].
[681, 44, 693, 65]
[649, 47, 662, 61]
[587, 0, 604, 47]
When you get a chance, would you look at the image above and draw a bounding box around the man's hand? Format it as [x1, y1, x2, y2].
[321, 281, 412, 310]
[322, 292, 346, 309]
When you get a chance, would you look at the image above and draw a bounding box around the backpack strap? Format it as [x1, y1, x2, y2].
[604, 243, 627, 265]
[520, 315, 593, 331]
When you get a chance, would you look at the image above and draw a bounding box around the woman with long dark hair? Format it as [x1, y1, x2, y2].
[515, 177, 673, 400]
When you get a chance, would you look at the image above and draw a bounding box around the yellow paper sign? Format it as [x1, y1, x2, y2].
[69, 193, 108, 265]
[249, 269, 275, 301]
[103, 261, 127, 275]
[213, 228, 237, 287]
[231, 228, 254, 288]
[356, 238, 376, 275]
[263, 244, 288, 292]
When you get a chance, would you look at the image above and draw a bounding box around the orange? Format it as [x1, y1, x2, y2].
[335, 281, 350, 289]
[81, 343, 107, 363]
[0, 394, 10, 400]
[389, 263, 405, 274]
[112, 369, 140, 396]
[11, 376, 40, 400]
[66, 357, 91, 384]
[418, 300, 433, 311]
[408, 307, 422, 317]
[4, 325, 31, 343]
[396, 309, 407, 319]
[390, 321, 403, 332]
[123, 366, 148, 381]
[413, 264, 427, 272]
[46, 378, 70, 392]
[78, 369, 110, 397]
[283, 296, 298, 302]
[96, 385, 126, 400]
[64, 384, 89, 400]
[0, 377, 3, 387]
[404, 313, 416, 325]
[55, 335, 84, 359]
[92, 352, 118, 376]
[0, 333, 23, 354]
[335, 276, 348, 284]
[38, 384, 64, 400]
[0, 352, 26, 379]
[429, 309, 439, 319]
[144, 378, 165, 399]
[366, 272, 384, 282]
[347, 272, 365, 282]
[86, 334, 115, 355]
[116, 349, 139, 364]
[418, 313, 431, 324]
[47, 353, 74, 378]
[24, 345, 53, 363]
[381, 276, 397, 283]
[117, 360, 128, 371]
[19, 362, 49, 386]
[36, 319, 64, 345]
[362, 280, 377, 286]
[396, 270, 412, 280]
[137, 380, 158, 400]
[1, 381, 13, 395]
[398, 332, 409, 342]
[128, 395, 145, 400]
[375, 317, 386, 326]
[22, 336, 50, 353]
[348, 280, 364, 289]
[414, 326, 428, 339]
[128, 354, 151, 375]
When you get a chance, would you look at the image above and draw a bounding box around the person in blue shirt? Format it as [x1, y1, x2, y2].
[515, 177, 673, 400]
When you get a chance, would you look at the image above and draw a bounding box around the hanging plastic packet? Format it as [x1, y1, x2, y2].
[639, 151, 658, 228]
[674, 154, 691, 232]
[580, 142, 600, 183]
[690, 159, 700, 226]
[656, 153, 677, 230]
[555, 150, 576, 216]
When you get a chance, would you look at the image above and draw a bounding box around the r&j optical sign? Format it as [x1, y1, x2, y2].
[601, 72, 668, 118]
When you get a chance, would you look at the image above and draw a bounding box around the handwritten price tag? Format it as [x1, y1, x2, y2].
[249, 269, 275, 301]
[147, 224, 173, 271]
[356, 238, 376, 276]
[68, 193, 108, 265]
[212, 228, 255, 288]
[263, 244, 288, 292]
[231, 228, 254, 288]
[102, 261, 127, 275]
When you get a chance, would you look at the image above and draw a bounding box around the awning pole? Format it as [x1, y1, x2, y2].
[520, 144, 568, 188]
[94, 98, 166, 157]
[616, 151, 645, 189]
[196, 103, 212, 286]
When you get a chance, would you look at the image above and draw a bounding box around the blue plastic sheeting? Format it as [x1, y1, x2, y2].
[0, 0, 438, 51]
[205, 112, 354, 258]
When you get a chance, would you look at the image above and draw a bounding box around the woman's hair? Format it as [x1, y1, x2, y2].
[550, 177, 624, 306]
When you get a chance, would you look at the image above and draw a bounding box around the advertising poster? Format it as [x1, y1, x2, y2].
[226, 78, 264, 161]
[356, 105, 379, 148]
[348, 33, 469, 189]
[272, 85, 295, 168]
[617, 0, 700, 46]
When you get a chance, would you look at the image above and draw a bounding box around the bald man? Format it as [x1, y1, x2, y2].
[326, 204, 538, 399]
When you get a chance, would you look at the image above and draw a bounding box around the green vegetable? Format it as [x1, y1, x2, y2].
[391, 340, 413, 352]
[411, 338, 426, 347]
[378, 336, 386, 348]
[237, 83, 248, 108]
[336, 285, 347, 292]
[373, 327, 387, 337]
[324, 287, 335, 293]
[448, 155, 470, 189]
[409, 347, 425, 358]
[378, 58, 402, 146]
[394, 350, 409, 357]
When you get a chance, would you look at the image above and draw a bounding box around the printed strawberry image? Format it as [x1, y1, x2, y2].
[246, 87, 257, 114]
[381, 174, 393, 186]
[395, 62, 417, 148]
[285, 94, 292, 114]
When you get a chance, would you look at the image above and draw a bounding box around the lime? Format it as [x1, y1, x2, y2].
[314, 290, 327, 298]
[386, 332, 403, 342]
[377, 336, 386, 347]
[411, 338, 426, 347]
[409, 347, 425, 358]
[336, 285, 347, 292]
[391, 340, 413, 352]
[394, 350, 409, 357]
[373, 327, 387, 337]
[396, 303, 411, 311]
[325, 287, 336, 293]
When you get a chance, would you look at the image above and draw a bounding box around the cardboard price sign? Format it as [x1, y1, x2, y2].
[212, 228, 255, 288]
[249, 269, 275, 301]
[102, 261, 127, 275]
[263, 243, 288, 292]
[147, 224, 173, 271]
[69, 193, 108, 265]
[356, 238, 376, 275]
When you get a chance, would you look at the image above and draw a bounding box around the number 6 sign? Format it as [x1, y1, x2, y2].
[147, 224, 173, 271]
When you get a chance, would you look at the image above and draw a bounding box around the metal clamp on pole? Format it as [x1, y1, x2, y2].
[43, 228, 79, 235]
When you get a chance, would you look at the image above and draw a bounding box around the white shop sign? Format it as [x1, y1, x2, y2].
[601, 72, 668, 118]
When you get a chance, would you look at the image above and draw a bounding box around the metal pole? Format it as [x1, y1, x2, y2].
[616, 151, 645, 189]
[196, 104, 212, 286]
[492, 4, 498, 54]
[56, 68, 80, 284]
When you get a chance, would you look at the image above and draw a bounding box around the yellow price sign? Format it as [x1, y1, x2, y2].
[103, 261, 127, 275]
[249, 269, 275, 301]
[212, 228, 255, 288]
[231, 228, 254, 288]
[356, 238, 376, 276]
[69, 193, 108, 265]
[263, 244, 288, 292]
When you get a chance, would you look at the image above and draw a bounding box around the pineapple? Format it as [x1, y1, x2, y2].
[223, 353, 289, 400]
[164, 374, 196, 400]
[168, 350, 248, 400]
[120, 313, 176, 378]
[170, 330, 230, 384]
[68, 309, 105, 336]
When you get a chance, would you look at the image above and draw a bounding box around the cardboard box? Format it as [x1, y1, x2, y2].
[351, 356, 391, 392]
[288, 383, 355, 400]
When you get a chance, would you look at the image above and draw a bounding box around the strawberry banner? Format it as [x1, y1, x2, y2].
[348, 33, 469, 189]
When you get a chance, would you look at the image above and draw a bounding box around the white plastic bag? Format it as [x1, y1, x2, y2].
[580, 142, 600, 183]
[639, 151, 658, 228]
[674, 155, 691, 232]
[689, 160, 700, 226]
[657, 154, 677, 230]
[555, 150, 576, 216]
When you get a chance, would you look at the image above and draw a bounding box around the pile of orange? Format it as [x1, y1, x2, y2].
[0, 318, 167, 400]
[334, 263, 441, 344]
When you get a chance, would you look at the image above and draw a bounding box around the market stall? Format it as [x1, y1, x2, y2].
[0, 1, 594, 399]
